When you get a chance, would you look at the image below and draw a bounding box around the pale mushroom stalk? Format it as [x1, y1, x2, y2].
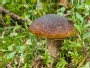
[46, 38, 63, 58]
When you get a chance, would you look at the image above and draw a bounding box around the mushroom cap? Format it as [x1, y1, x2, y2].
[29, 14, 77, 39]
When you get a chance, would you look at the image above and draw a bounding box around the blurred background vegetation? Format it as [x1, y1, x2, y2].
[0, 0, 90, 68]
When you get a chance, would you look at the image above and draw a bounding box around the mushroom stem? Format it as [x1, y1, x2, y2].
[46, 38, 63, 58]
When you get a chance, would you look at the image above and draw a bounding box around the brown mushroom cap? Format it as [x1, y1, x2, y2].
[29, 14, 77, 39]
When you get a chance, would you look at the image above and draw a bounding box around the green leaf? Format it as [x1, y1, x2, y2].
[8, 44, 15, 51]
[0, 0, 2, 4]
[13, 25, 21, 32]
[16, 0, 20, 2]
[57, 7, 66, 12]
[74, 24, 81, 34]
[2, 0, 6, 5]
[86, 0, 90, 5]
[10, 32, 18, 37]
[84, 22, 90, 28]
[20, 54, 25, 58]
[76, 12, 84, 22]
[80, 62, 90, 68]
[36, 2, 43, 10]
[6, 0, 11, 3]
[7, 51, 16, 59]
[25, 39, 32, 45]
[42, 50, 51, 64]
[16, 46, 26, 53]
[56, 58, 67, 68]
[5, 15, 11, 25]
[83, 32, 90, 40]
[85, 5, 90, 11]
[0, 56, 2, 61]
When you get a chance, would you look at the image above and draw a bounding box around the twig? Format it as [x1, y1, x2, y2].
[77, 34, 89, 68]
[0, 6, 25, 25]
[77, 52, 89, 68]
[78, 34, 87, 55]
[64, 13, 72, 17]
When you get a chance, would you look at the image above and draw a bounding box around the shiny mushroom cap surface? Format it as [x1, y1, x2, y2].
[29, 14, 77, 39]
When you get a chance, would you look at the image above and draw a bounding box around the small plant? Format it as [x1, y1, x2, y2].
[0, 0, 90, 68]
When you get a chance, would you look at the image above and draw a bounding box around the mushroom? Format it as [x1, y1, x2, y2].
[29, 14, 77, 58]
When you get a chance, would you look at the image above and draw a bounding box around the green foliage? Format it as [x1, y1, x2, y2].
[80, 62, 90, 68]
[86, 0, 90, 5]
[55, 58, 67, 68]
[0, 0, 90, 68]
[7, 51, 16, 59]
[42, 50, 52, 67]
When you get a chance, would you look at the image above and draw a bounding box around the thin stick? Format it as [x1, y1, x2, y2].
[0, 6, 24, 25]
[64, 13, 72, 17]
[77, 52, 89, 68]
[78, 34, 87, 55]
